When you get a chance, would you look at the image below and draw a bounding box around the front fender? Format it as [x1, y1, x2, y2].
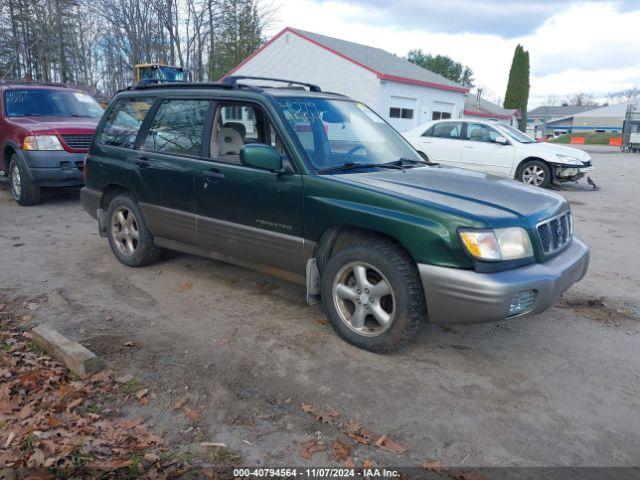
[303, 176, 477, 268]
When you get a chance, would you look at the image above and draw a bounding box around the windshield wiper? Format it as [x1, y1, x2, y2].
[385, 157, 438, 167]
[316, 162, 404, 174]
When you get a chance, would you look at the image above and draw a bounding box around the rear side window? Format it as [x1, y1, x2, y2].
[428, 122, 462, 139]
[141, 99, 211, 156]
[97, 97, 154, 148]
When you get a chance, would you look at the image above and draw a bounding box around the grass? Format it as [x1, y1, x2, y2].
[550, 132, 619, 145]
[120, 378, 142, 396]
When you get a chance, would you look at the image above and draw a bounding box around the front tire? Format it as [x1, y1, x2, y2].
[9, 156, 41, 206]
[517, 159, 552, 188]
[320, 239, 425, 353]
[106, 193, 162, 267]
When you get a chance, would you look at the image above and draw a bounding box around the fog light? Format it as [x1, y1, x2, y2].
[508, 290, 536, 316]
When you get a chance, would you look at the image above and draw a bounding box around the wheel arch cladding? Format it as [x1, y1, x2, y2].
[100, 184, 135, 210]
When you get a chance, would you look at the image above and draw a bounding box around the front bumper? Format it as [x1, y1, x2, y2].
[418, 238, 590, 324]
[21, 150, 85, 187]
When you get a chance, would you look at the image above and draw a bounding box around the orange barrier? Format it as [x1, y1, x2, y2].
[609, 137, 622, 146]
[570, 137, 586, 144]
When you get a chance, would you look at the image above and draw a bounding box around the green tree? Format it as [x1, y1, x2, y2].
[406, 49, 474, 86]
[210, 0, 264, 80]
[503, 44, 530, 131]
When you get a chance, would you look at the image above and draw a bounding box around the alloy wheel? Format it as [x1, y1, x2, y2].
[111, 207, 139, 256]
[10, 163, 21, 198]
[522, 165, 546, 186]
[332, 261, 396, 337]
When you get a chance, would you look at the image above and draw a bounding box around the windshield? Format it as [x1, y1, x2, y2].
[498, 124, 537, 143]
[277, 97, 422, 171]
[4, 89, 104, 118]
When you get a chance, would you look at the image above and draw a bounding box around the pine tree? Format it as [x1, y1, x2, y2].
[503, 44, 530, 131]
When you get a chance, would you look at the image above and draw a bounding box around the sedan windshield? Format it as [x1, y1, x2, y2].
[498, 124, 537, 143]
[277, 97, 423, 171]
[4, 89, 104, 118]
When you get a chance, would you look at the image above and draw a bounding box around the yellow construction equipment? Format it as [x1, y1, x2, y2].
[134, 63, 189, 84]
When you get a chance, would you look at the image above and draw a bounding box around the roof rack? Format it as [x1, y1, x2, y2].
[223, 76, 322, 92]
[128, 81, 235, 91]
[0, 80, 67, 88]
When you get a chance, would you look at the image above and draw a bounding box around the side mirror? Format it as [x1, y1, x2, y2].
[240, 144, 283, 172]
[494, 136, 509, 145]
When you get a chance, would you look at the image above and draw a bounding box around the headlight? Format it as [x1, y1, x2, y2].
[459, 227, 533, 261]
[556, 154, 583, 166]
[22, 135, 64, 151]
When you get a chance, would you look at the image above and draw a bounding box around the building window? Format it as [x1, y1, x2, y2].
[432, 111, 452, 120]
[390, 107, 414, 119]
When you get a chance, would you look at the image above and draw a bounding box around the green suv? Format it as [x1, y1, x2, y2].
[81, 77, 589, 352]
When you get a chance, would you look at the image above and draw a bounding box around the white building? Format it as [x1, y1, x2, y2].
[223, 27, 469, 132]
[463, 95, 520, 127]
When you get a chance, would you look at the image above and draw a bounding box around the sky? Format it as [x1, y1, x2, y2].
[267, 0, 640, 108]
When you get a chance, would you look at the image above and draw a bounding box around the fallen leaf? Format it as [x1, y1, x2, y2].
[0, 304, 5, 311]
[421, 460, 446, 471]
[184, 407, 200, 421]
[200, 442, 227, 448]
[115, 374, 134, 384]
[135, 388, 149, 399]
[171, 396, 189, 410]
[298, 439, 323, 460]
[87, 459, 134, 471]
[375, 434, 408, 456]
[66, 397, 83, 411]
[363, 459, 374, 469]
[202, 467, 217, 480]
[214, 336, 232, 346]
[144, 452, 160, 463]
[343, 457, 355, 468]
[330, 439, 351, 461]
[301, 403, 314, 414]
[27, 448, 46, 468]
[177, 282, 193, 293]
[122, 341, 134, 347]
[18, 404, 32, 419]
[4, 431, 16, 448]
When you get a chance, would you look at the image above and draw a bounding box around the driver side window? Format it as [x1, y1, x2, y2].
[465, 123, 502, 143]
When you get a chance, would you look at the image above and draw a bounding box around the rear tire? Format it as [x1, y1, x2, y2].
[106, 193, 162, 267]
[320, 239, 425, 353]
[517, 159, 552, 188]
[9, 156, 41, 206]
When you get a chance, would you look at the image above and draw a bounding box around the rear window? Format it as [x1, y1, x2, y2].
[96, 97, 154, 148]
[425, 122, 462, 139]
[141, 99, 211, 156]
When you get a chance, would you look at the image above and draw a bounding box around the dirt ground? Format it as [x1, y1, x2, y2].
[1, 145, 639, 469]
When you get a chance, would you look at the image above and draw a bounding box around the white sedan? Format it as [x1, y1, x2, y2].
[403, 119, 594, 187]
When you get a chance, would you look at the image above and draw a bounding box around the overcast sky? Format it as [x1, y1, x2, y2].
[268, 0, 640, 108]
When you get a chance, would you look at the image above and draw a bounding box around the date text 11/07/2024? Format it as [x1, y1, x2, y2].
[233, 468, 401, 478]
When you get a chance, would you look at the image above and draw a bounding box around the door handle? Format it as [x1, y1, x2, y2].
[132, 156, 151, 167]
[463, 145, 475, 149]
[201, 168, 224, 179]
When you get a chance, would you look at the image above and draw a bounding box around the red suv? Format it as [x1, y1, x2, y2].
[0, 82, 103, 205]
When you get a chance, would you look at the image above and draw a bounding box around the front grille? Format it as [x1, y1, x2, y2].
[61, 134, 92, 151]
[537, 211, 572, 255]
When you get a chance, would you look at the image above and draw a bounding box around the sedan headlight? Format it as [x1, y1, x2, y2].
[556, 154, 583, 166]
[22, 135, 64, 151]
[459, 227, 533, 261]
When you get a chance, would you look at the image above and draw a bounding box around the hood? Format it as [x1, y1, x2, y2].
[335, 165, 567, 226]
[8, 116, 99, 135]
[519, 141, 591, 162]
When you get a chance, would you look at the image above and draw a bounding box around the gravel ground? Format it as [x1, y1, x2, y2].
[0, 146, 639, 468]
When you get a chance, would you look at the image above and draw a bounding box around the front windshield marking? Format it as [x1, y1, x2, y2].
[278, 97, 422, 171]
[498, 123, 536, 143]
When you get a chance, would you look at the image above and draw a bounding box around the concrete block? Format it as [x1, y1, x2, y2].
[31, 324, 103, 376]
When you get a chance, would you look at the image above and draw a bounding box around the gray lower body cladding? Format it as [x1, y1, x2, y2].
[418, 238, 590, 324]
[21, 150, 85, 187]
